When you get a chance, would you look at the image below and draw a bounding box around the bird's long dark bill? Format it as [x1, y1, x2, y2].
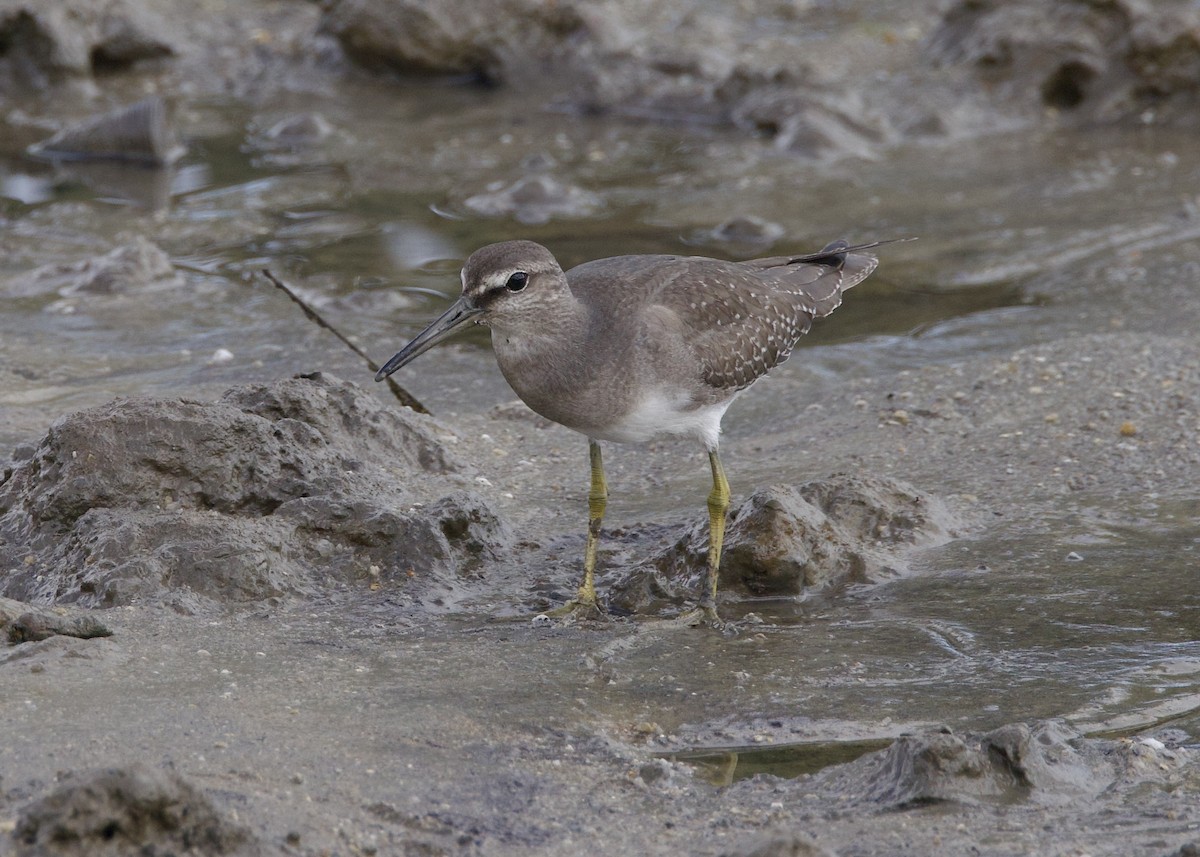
[374, 297, 484, 382]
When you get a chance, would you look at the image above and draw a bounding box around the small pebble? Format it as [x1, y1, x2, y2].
[1119, 421, 1137, 437]
[1065, 551, 1084, 562]
[208, 348, 235, 364]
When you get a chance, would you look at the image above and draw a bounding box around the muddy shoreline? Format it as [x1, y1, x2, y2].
[3, 327, 1198, 856]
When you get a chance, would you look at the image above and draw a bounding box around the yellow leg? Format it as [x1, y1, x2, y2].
[546, 439, 607, 619]
[579, 438, 608, 606]
[702, 449, 730, 611]
[678, 448, 730, 629]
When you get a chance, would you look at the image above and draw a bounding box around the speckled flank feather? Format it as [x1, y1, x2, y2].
[693, 241, 878, 391]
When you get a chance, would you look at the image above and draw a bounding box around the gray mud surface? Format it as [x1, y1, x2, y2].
[3, 1, 1200, 855]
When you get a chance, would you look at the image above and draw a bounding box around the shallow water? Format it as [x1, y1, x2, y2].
[5, 99, 1195, 430]
[3, 82, 1200, 765]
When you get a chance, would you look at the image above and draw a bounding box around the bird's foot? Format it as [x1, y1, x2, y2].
[536, 596, 608, 625]
[673, 604, 736, 635]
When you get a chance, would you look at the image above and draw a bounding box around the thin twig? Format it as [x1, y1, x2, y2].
[261, 268, 429, 414]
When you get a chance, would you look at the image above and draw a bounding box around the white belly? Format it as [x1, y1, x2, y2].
[590, 389, 734, 449]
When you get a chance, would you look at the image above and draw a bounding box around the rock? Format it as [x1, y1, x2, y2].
[8, 612, 110, 643]
[319, 0, 594, 83]
[5, 236, 180, 299]
[0, 596, 112, 644]
[219, 373, 455, 474]
[809, 720, 1115, 809]
[796, 474, 955, 551]
[0, 0, 173, 88]
[276, 489, 512, 600]
[859, 729, 1029, 806]
[725, 84, 888, 160]
[257, 112, 335, 148]
[0, 374, 511, 612]
[927, 0, 1200, 124]
[690, 215, 786, 255]
[320, 0, 891, 161]
[28, 97, 185, 166]
[462, 174, 603, 224]
[720, 488, 849, 596]
[244, 113, 338, 168]
[611, 474, 955, 612]
[12, 764, 263, 857]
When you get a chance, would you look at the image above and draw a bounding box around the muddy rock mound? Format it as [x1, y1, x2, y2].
[744, 719, 1197, 811]
[928, 0, 1200, 124]
[320, 0, 891, 161]
[12, 764, 263, 857]
[1, 596, 111, 644]
[0, 0, 174, 89]
[0, 373, 512, 613]
[611, 474, 956, 613]
[845, 720, 1098, 807]
[320, 0, 592, 82]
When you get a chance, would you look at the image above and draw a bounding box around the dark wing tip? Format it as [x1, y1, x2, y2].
[787, 236, 916, 269]
[797, 239, 852, 268]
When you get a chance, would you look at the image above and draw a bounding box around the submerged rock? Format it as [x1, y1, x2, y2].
[244, 112, 339, 167]
[13, 764, 263, 857]
[28, 97, 185, 166]
[258, 112, 335, 148]
[462, 174, 603, 224]
[0, 373, 512, 613]
[689, 215, 786, 255]
[5, 236, 180, 299]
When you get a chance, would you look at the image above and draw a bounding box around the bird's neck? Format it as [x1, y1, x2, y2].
[489, 297, 598, 423]
[490, 295, 588, 366]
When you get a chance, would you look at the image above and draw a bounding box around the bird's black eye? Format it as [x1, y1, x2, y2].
[505, 271, 528, 292]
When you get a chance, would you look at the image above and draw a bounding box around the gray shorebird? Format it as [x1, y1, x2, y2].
[376, 238, 891, 626]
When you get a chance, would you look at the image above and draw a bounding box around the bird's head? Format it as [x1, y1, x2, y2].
[375, 240, 567, 381]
